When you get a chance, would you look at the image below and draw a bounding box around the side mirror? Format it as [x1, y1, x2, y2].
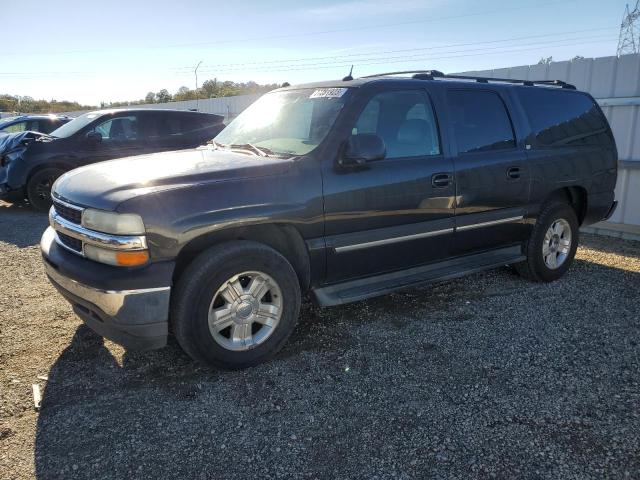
[86, 131, 102, 144]
[341, 133, 386, 166]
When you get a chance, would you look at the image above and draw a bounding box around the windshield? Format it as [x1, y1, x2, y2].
[50, 112, 101, 138]
[214, 88, 350, 156]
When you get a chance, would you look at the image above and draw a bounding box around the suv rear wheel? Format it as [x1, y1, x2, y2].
[515, 201, 579, 282]
[171, 241, 301, 369]
[27, 167, 65, 212]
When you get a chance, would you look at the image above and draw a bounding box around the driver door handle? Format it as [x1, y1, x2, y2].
[432, 172, 453, 188]
[506, 166, 521, 179]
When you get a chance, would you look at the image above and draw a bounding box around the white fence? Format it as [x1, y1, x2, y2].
[460, 54, 640, 239]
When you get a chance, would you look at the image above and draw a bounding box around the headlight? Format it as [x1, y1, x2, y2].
[84, 244, 149, 267]
[82, 209, 145, 235]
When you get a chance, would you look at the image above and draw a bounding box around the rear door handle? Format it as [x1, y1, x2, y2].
[506, 166, 521, 179]
[432, 172, 453, 188]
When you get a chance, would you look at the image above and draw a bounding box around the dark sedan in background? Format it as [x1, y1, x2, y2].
[0, 108, 225, 211]
[0, 114, 71, 135]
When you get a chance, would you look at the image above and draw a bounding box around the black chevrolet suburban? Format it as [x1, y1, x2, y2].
[41, 71, 618, 369]
[1, 108, 224, 211]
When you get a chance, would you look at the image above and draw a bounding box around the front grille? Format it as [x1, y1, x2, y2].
[53, 200, 82, 224]
[57, 232, 83, 253]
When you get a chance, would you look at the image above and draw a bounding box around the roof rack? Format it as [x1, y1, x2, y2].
[360, 70, 576, 90]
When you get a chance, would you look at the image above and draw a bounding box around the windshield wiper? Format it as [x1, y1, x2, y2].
[229, 143, 272, 157]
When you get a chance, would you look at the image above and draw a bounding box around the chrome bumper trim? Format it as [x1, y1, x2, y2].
[43, 257, 170, 323]
[49, 209, 148, 251]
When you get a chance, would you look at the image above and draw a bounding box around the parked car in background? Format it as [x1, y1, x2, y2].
[41, 72, 618, 369]
[0, 114, 71, 135]
[0, 109, 225, 211]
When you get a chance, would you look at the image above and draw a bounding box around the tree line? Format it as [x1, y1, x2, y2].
[0, 95, 94, 114]
[2, 80, 283, 113]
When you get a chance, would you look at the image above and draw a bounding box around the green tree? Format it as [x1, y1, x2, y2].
[156, 89, 172, 103]
[201, 79, 218, 98]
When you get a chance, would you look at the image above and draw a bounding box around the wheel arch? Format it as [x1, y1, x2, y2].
[173, 223, 311, 292]
[25, 159, 76, 186]
[544, 185, 587, 225]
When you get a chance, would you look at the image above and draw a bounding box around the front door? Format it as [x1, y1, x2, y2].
[445, 88, 531, 255]
[80, 113, 145, 165]
[322, 88, 456, 283]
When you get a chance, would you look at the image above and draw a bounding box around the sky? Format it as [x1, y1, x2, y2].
[0, 0, 631, 106]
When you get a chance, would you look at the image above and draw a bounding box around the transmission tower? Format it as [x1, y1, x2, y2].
[617, 1, 640, 56]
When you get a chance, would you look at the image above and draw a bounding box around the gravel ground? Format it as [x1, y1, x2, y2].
[1, 200, 639, 480]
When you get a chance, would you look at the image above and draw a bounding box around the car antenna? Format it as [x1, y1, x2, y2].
[342, 65, 354, 81]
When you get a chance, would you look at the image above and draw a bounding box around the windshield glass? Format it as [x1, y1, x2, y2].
[50, 112, 101, 138]
[214, 88, 350, 156]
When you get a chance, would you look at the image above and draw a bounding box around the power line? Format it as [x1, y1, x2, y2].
[3, 0, 577, 57]
[1, 33, 617, 80]
[172, 35, 618, 76]
[172, 27, 616, 72]
[151, 0, 579, 50]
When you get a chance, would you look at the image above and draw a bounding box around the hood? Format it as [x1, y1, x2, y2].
[52, 147, 295, 210]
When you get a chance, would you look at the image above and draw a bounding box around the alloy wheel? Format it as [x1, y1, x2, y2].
[208, 271, 283, 351]
[542, 218, 572, 269]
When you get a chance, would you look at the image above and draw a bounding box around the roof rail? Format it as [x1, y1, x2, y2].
[361, 70, 444, 79]
[361, 70, 576, 90]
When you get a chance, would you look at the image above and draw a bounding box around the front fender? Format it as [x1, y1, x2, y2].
[116, 160, 325, 261]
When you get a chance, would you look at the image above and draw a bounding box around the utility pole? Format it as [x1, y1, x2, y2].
[617, 1, 640, 56]
[194, 60, 203, 111]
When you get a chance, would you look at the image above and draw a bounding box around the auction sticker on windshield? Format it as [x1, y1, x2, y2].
[309, 88, 348, 98]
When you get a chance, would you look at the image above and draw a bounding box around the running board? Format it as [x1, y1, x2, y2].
[312, 246, 525, 307]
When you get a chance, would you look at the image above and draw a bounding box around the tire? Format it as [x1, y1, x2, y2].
[26, 167, 65, 212]
[171, 241, 301, 369]
[514, 201, 579, 282]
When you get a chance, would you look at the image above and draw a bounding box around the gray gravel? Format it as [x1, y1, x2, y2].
[1, 200, 639, 479]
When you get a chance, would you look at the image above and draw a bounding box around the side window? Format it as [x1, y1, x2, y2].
[93, 115, 139, 141]
[154, 115, 183, 137]
[3, 121, 28, 133]
[517, 89, 610, 146]
[352, 90, 440, 159]
[39, 120, 65, 134]
[447, 90, 516, 154]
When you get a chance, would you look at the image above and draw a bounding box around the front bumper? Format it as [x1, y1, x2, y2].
[41, 227, 171, 350]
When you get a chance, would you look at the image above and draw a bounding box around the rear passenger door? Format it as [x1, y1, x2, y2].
[446, 88, 530, 255]
[147, 113, 199, 151]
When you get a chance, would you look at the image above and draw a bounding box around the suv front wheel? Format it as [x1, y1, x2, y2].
[171, 241, 301, 369]
[515, 201, 579, 282]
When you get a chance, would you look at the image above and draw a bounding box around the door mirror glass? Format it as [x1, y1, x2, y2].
[342, 133, 386, 165]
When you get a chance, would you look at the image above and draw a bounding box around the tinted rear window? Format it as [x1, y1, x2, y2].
[152, 113, 210, 137]
[517, 89, 610, 146]
[447, 90, 516, 154]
